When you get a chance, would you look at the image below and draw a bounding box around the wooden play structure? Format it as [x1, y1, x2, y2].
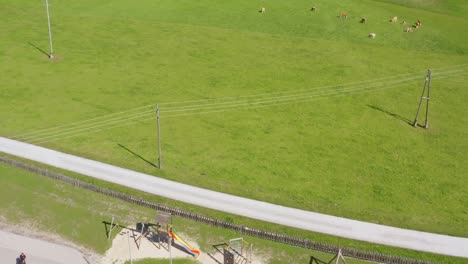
[209, 237, 252, 264]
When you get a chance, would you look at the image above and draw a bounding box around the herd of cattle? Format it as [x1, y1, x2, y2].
[258, 5, 424, 39]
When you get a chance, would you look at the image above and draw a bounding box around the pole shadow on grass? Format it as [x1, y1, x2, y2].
[102, 220, 142, 238]
[367, 105, 413, 126]
[102, 220, 125, 239]
[28, 42, 49, 57]
[118, 144, 158, 168]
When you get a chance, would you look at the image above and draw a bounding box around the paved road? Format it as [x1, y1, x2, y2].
[1, 137, 467, 258]
[0, 230, 87, 264]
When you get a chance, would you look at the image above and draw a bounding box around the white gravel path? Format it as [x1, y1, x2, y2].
[0, 230, 87, 264]
[1, 137, 467, 258]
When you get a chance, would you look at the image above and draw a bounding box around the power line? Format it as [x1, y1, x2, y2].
[158, 64, 467, 107]
[33, 117, 157, 145]
[27, 112, 155, 144]
[438, 79, 465, 85]
[160, 76, 424, 114]
[431, 63, 468, 71]
[13, 73, 421, 140]
[20, 75, 456, 144]
[23, 72, 462, 144]
[19, 110, 155, 142]
[161, 68, 466, 113]
[11, 104, 155, 139]
[12, 68, 465, 144]
[28, 76, 453, 140]
[162, 80, 423, 118]
[161, 77, 418, 111]
[28, 84, 406, 144]
[159, 71, 426, 107]
[431, 68, 466, 76]
[161, 73, 461, 118]
[435, 73, 467, 79]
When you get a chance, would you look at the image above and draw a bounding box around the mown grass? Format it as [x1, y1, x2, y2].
[0, 0, 467, 252]
[1, 160, 467, 264]
[374, 0, 468, 17]
[0, 163, 379, 264]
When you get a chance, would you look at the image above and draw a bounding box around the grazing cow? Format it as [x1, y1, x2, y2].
[311, 6, 317, 12]
[415, 19, 422, 28]
[405, 27, 413, 32]
[401, 20, 407, 25]
[368, 33, 376, 39]
[390, 16, 398, 23]
[260, 7, 265, 13]
[360, 17, 367, 23]
[340, 12, 347, 18]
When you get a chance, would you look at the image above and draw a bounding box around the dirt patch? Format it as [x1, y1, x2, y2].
[102, 225, 267, 264]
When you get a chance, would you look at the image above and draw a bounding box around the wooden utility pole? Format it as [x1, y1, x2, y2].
[413, 69, 432, 128]
[156, 104, 162, 169]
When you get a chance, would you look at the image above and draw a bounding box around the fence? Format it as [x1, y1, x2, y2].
[0, 155, 435, 264]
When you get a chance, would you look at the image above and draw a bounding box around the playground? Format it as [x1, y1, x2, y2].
[102, 225, 202, 264]
[0, 223, 261, 264]
[102, 226, 260, 264]
[101, 213, 260, 264]
[0, 208, 262, 264]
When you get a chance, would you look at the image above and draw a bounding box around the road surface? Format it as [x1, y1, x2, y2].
[0, 230, 87, 264]
[0, 137, 467, 258]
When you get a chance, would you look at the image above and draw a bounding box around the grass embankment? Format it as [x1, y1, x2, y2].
[0, 0, 467, 257]
[1, 163, 374, 264]
[1, 162, 467, 264]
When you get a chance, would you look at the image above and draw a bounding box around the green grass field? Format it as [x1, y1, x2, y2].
[1, 0, 467, 247]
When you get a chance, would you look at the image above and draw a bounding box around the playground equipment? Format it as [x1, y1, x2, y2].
[135, 222, 157, 249]
[210, 237, 252, 264]
[327, 249, 348, 264]
[105, 211, 201, 262]
[157, 211, 200, 258]
[107, 215, 119, 241]
[168, 228, 200, 257]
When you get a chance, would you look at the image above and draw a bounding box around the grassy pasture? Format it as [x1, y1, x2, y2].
[1, 0, 467, 244]
[374, 0, 468, 17]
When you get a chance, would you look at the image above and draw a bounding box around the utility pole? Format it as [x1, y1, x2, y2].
[169, 234, 172, 264]
[413, 69, 432, 128]
[45, 0, 54, 59]
[156, 104, 162, 169]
